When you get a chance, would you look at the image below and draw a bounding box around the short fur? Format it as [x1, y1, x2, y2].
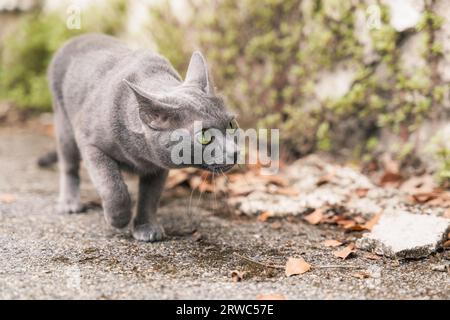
[48, 34, 235, 241]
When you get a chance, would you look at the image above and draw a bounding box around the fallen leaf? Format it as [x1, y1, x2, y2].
[261, 175, 289, 187]
[191, 231, 203, 242]
[362, 212, 382, 231]
[444, 208, 450, 219]
[230, 270, 246, 282]
[322, 239, 343, 247]
[355, 188, 369, 198]
[410, 192, 439, 204]
[303, 209, 324, 225]
[285, 257, 311, 276]
[352, 272, 371, 279]
[257, 211, 273, 222]
[270, 221, 282, 230]
[379, 171, 403, 186]
[165, 171, 190, 189]
[443, 240, 450, 248]
[333, 244, 356, 260]
[363, 252, 382, 260]
[0, 194, 16, 204]
[316, 170, 336, 186]
[256, 293, 286, 300]
[274, 187, 299, 197]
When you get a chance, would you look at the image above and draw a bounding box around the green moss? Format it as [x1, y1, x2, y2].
[146, 0, 448, 182]
[0, 1, 128, 111]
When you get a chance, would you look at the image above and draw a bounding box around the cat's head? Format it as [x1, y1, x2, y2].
[124, 52, 239, 172]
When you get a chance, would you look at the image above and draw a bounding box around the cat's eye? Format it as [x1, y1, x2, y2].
[197, 130, 213, 145]
[228, 119, 239, 132]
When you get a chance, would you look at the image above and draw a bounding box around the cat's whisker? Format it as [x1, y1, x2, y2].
[212, 171, 217, 213]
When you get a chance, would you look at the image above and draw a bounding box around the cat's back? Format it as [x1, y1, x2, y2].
[48, 34, 130, 108]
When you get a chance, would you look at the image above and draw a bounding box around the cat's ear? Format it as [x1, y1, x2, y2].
[184, 51, 215, 95]
[123, 79, 179, 130]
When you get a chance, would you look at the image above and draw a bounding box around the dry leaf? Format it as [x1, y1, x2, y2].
[379, 171, 403, 186]
[363, 252, 382, 260]
[191, 231, 203, 242]
[443, 240, 450, 248]
[304, 209, 324, 225]
[333, 244, 356, 260]
[270, 221, 282, 230]
[322, 239, 343, 247]
[316, 170, 336, 186]
[362, 212, 382, 231]
[257, 211, 273, 222]
[275, 187, 299, 197]
[352, 272, 371, 279]
[166, 171, 190, 189]
[256, 293, 286, 300]
[285, 257, 311, 276]
[355, 188, 369, 198]
[0, 194, 16, 204]
[410, 192, 439, 204]
[230, 270, 246, 282]
[444, 208, 450, 219]
[261, 175, 289, 187]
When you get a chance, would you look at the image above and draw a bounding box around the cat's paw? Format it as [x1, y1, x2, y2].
[56, 200, 86, 214]
[132, 223, 165, 242]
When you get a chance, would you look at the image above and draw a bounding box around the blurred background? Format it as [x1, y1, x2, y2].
[0, 0, 449, 185]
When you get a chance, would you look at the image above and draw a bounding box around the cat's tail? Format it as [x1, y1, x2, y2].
[37, 151, 58, 167]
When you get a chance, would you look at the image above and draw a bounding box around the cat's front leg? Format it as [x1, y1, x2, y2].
[132, 170, 168, 242]
[82, 145, 132, 229]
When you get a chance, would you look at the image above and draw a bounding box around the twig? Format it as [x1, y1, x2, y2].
[233, 252, 284, 269]
[314, 265, 363, 269]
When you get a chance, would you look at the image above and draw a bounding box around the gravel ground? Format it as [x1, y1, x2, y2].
[0, 126, 449, 299]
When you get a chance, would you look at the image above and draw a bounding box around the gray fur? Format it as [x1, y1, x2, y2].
[48, 34, 235, 242]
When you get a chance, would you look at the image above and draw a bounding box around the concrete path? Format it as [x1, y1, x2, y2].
[0, 126, 448, 299]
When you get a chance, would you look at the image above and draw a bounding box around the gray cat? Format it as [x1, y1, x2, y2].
[46, 34, 237, 242]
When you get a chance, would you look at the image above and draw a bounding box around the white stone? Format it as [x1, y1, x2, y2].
[314, 63, 358, 101]
[357, 210, 450, 259]
[382, 0, 424, 32]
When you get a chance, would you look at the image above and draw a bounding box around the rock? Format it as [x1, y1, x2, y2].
[434, 0, 450, 82]
[314, 62, 358, 102]
[382, 0, 424, 32]
[357, 210, 450, 259]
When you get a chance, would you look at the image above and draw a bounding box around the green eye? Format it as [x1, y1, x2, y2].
[228, 119, 239, 132]
[197, 130, 212, 145]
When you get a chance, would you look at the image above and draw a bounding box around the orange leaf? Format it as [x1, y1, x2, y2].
[270, 221, 282, 230]
[256, 293, 286, 300]
[444, 208, 450, 219]
[257, 211, 273, 222]
[322, 239, 343, 247]
[275, 187, 299, 197]
[304, 209, 324, 225]
[230, 270, 246, 282]
[362, 212, 382, 231]
[285, 257, 311, 276]
[333, 244, 356, 260]
[0, 194, 16, 204]
[355, 188, 369, 198]
[363, 252, 381, 260]
[352, 272, 371, 279]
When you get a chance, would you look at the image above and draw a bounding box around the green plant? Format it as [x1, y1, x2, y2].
[0, 0, 128, 111]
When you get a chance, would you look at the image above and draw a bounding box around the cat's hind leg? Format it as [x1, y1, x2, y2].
[54, 107, 85, 214]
